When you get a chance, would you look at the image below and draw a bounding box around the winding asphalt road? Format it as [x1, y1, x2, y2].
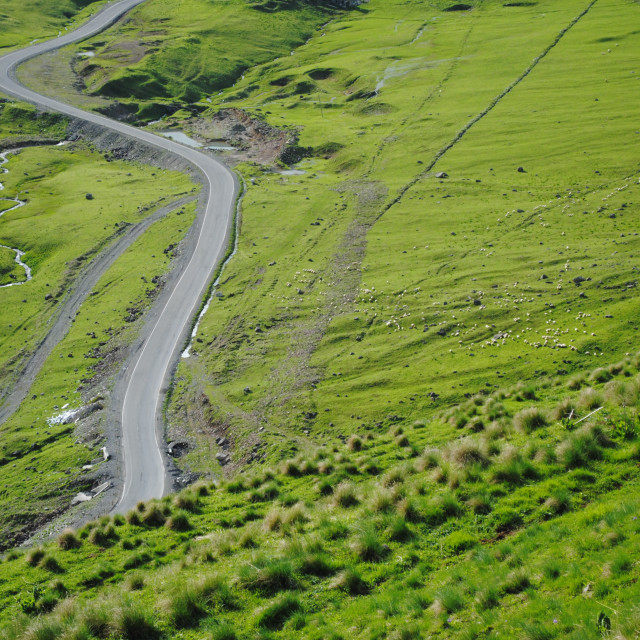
[0, 0, 238, 513]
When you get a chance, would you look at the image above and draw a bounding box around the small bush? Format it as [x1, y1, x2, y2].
[514, 407, 547, 433]
[333, 482, 359, 508]
[331, 567, 369, 595]
[258, 594, 302, 630]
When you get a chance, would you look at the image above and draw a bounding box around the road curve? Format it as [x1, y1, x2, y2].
[0, 0, 238, 513]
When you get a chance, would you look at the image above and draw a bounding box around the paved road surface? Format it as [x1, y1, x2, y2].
[0, 0, 238, 513]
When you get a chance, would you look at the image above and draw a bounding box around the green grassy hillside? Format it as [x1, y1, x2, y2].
[166, 0, 640, 476]
[65, 0, 335, 118]
[0, 0, 103, 51]
[0, 0, 639, 637]
[1, 354, 639, 638]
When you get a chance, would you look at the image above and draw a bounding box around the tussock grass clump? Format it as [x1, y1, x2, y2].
[166, 511, 192, 532]
[514, 407, 548, 433]
[263, 508, 284, 532]
[552, 398, 576, 421]
[126, 510, 142, 526]
[39, 554, 63, 573]
[26, 547, 45, 567]
[126, 573, 145, 591]
[415, 447, 441, 472]
[226, 479, 246, 494]
[257, 593, 302, 630]
[475, 585, 500, 610]
[299, 459, 318, 475]
[445, 437, 489, 468]
[57, 529, 81, 551]
[490, 447, 540, 485]
[567, 373, 586, 390]
[502, 568, 531, 594]
[369, 486, 399, 513]
[141, 504, 166, 528]
[604, 379, 639, 407]
[556, 424, 610, 468]
[590, 367, 612, 384]
[395, 433, 410, 447]
[387, 515, 413, 542]
[333, 481, 359, 508]
[424, 492, 462, 525]
[123, 551, 151, 570]
[331, 567, 369, 595]
[283, 502, 309, 526]
[318, 459, 334, 475]
[467, 493, 492, 515]
[281, 459, 302, 477]
[543, 490, 571, 517]
[381, 466, 408, 488]
[578, 387, 603, 410]
[113, 600, 160, 640]
[352, 525, 389, 562]
[431, 586, 464, 614]
[173, 492, 200, 513]
[346, 435, 363, 451]
[396, 498, 423, 523]
[298, 552, 337, 577]
[239, 558, 299, 595]
[164, 575, 233, 629]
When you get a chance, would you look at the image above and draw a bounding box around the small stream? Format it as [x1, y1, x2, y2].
[0, 150, 31, 288]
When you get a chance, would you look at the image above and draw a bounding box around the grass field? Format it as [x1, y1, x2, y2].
[1, 352, 639, 637]
[0, 0, 103, 51]
[33, 0, 337, 120]
[166, 0, 640, 477]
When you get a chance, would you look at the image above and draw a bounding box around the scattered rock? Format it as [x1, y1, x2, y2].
[517, 166, 526, 173]
[435, 171, 448, 179]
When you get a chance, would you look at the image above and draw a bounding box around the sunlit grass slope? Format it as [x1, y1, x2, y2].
[0, 0, 103, 51]
[168, 0, 640, 474]
[71, 0, 335, 116]
[2, 353, 640, 638]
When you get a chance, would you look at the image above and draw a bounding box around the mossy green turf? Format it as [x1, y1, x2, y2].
[69, 0, 334, 116]
[1, 356, 640, 638]
[0, 0, 103, 51]
[167, 0, 640, 474]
